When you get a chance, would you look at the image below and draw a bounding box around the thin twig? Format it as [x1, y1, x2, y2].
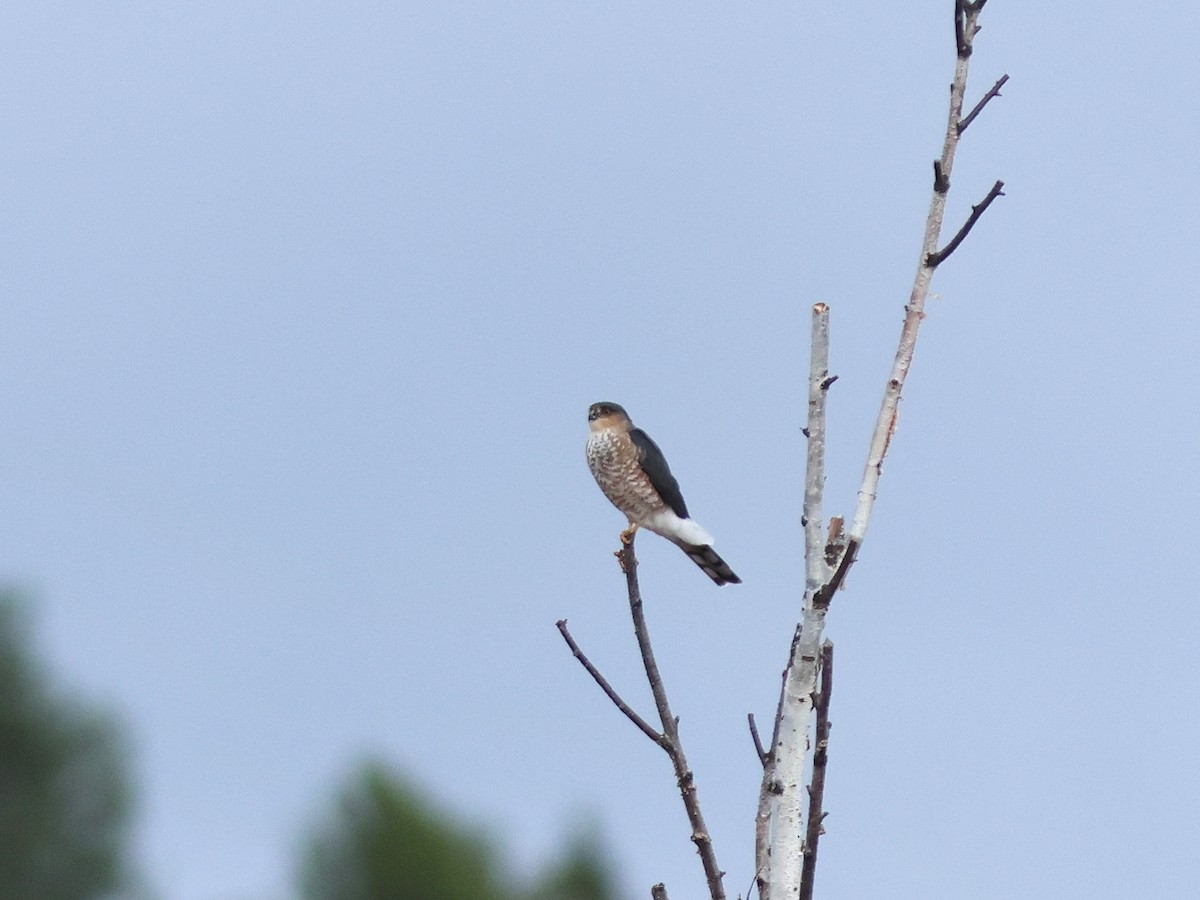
[798, 642, 835, 900]
[925, 180, 1005, 267]
[745, 868, 763, 900]
[555, 619, 663, 746]
[619, 535, 727, 900]
[748, 713, 768, 767]
[958, 73, 1009, 133]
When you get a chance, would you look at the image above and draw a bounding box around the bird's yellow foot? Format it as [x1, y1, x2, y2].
[619, 524, 639, 546]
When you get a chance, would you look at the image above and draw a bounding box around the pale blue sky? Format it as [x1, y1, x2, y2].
[3, 2, 1199, 898]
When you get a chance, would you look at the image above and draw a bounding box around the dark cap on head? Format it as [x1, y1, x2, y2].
[588, 401, 628, 421]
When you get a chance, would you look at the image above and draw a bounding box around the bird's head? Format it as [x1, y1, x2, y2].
[588, 401, 631, 432]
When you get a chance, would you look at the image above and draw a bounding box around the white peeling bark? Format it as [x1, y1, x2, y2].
[759, 5, 998, 897]
[757, 303, 832, 898]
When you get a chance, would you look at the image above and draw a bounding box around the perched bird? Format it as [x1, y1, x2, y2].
[586, 401, 740, 586]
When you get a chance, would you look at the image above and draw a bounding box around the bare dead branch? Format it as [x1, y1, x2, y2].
[802, 303, 833, 597]
[555, 619, 664, 746]
[957, 0, 990, 56]
[617, 536, 728, 900]
[651, 885, 669, 900]
[798, 642, 835, 900]
[748, 713, 768, 767]
[954, 0, 969, 57]
[848, 0, 998, 548]
[926, 180, 1005, 267]
[756, 303, 834, 897]
[959, 73, 1009, 133]
[560, 537, 726, 898]
[757, 3, 1006, 897]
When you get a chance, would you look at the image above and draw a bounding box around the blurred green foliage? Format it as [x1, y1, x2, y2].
[299, 760, 620, 900]
[527, 822, 620, 900]
[0, 592, 137, 900]
[0, 587, 619, 900]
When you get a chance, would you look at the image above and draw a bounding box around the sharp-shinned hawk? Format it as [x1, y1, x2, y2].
[586, 401, 740, 586]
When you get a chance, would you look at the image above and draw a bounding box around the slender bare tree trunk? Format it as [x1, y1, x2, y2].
[756, 3, 1005, 897]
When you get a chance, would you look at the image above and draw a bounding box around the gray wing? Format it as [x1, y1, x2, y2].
[629, 428, 690, 519]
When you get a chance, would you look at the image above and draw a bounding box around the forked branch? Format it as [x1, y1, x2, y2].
[757, 3, 1007, 898]
[555, 619, 662, 746]
[559, 535, 726, 900]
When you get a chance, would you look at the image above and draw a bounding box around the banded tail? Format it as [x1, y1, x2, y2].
[680, 543, 741, 586]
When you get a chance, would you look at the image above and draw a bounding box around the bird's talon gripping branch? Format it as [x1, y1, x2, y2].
[620, 523, 639, 545]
